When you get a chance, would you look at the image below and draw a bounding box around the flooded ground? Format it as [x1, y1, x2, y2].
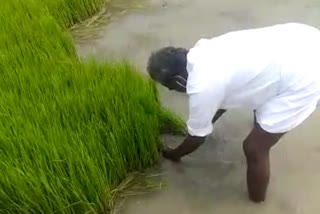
[76, 0, 320, 213]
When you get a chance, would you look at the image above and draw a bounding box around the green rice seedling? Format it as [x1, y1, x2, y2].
[42, 0, 108, 28]
[0, 0, 184, 213]
[159, 107, 186, 136]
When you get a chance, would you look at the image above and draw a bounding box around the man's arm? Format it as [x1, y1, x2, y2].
[163, 109, 226, 162]
[212, 109, 227, 124]
[163, 82, 226, 162]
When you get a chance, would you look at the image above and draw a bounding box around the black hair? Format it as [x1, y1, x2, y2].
[147, 47, 188, 85]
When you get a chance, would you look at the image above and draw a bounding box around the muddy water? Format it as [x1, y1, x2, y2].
[76, 0, 320, 213]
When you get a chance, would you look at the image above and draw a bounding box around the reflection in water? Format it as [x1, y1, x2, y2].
[76, 0, 320, 213]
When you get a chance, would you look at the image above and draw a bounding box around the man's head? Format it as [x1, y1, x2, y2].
[147, 47, 188, 93]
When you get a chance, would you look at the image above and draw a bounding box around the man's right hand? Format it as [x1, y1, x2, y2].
[162, 134, 206, 162]
[162, 147, 181, 162]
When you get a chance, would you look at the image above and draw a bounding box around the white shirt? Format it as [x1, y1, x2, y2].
[187, 23, 320, 136]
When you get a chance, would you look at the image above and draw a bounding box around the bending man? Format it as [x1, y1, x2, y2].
[147, 23, 320, 202]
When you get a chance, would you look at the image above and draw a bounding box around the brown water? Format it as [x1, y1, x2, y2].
[76, 0, 320, 213]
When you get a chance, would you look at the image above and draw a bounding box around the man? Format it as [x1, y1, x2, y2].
[147, 23, 320, 203]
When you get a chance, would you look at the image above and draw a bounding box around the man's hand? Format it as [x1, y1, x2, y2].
[161, 108, 224, 162]
[162, 147, 181, 162]
[162, 135, 206, 162]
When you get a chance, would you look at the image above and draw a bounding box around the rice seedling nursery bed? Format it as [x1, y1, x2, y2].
[0, 0, 184, 213]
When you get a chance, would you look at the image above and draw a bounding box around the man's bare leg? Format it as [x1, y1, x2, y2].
[243, 124, 285, 202]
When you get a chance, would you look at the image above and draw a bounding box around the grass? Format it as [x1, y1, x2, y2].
[0, 0, 184, 213]
[70, 0, 148, 42]
[159, 108, 186, 135]
[108, 172, 164, 214]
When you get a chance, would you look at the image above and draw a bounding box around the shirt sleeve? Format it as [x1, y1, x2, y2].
[186, 44, 227, 137]
[187, 88, 225, 137]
